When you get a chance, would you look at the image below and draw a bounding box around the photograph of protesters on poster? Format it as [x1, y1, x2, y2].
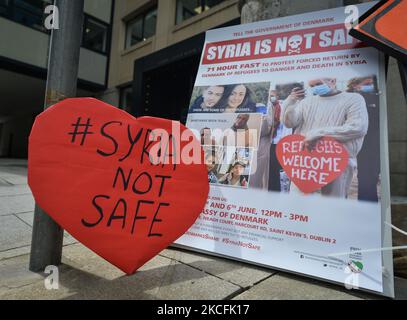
[346, 75, 380, 202]
[248, 76, 380, 202]
[189, 85, 225, 113]
[200, 127, 217, 146]
[221, 114, 260, 148]
[218, 160, 249, 188]
[221, 147, 253, 188]
[189, 82, 270, 113]
[203, 146, 221, 184]
[250, 86, 293, 190]
[202, 146, 254, 189]
[187, 112, 262, 149]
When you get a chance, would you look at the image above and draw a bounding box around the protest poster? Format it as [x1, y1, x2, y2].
[175, 2, 394, 297]
[28, 98, 209, 274]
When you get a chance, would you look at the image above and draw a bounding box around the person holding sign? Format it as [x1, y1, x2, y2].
[281, 78, 368, 198]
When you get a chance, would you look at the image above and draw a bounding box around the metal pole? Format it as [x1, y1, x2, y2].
[29, 0, 84, 272]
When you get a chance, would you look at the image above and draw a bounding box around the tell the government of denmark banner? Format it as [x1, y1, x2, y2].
[175, 2, 394, 297]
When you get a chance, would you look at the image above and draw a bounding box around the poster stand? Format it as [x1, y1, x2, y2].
[175, 2, 396, 298]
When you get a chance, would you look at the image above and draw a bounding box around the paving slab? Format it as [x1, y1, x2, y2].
[0, 210, 77, 258]
[0, 255, 45, 294]
[0, 245, 31, 261]
[0, 194, 34, 216]
[0, 240, 79, 262]
[63, 233, 78, 245]
[15, 212, 34, 226]
[0, 178, 12, 187]
[0, 159, 28, 168]
[160, 247, 274, 288]
[0, 215, 32, 252]
[1, 176, 28, 186]
[0, 166, 28, 177]
[232, 273, 374, 300]
[0, 185, 32, 197]
[61, 244, 126, 281]
[0, 245, 241, 300]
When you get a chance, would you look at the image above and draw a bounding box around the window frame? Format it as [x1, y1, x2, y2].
[124, 6, 158, 49]
[175, 0, 225, 25]
[81, 13, 110, 55]
[0, 0, 49, 33]
[0, 1, 112, 55]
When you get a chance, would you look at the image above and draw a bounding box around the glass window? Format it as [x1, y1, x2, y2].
[176, 0, 225, 24]
[0, 0, 11, 16]
[83, 17, 108, 53]
[12, 0, 47, 31]
[0, 0, 57, 32]
[143, 9, 157, 39]
[125, 7, 157, 48]
[126, 17, 143, 47]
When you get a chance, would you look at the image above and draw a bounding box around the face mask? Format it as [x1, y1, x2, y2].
[312, 83, 331, 96]
[270, 96, 277, 103]
[360, 84, 374, 93]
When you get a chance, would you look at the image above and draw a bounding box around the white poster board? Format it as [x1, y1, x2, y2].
[176, 2, 394, 297]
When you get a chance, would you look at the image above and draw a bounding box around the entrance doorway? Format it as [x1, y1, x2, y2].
[132, 32, 205, 124]
[132, 18, 240, 124]
[142, 54, 200, 124]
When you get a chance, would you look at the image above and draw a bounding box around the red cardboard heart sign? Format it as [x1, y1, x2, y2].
[28, 98, 209, 274]
[276, 135, 349, 194]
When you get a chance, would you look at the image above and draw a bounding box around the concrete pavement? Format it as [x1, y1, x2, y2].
[0, 158, 406, 300]
[0, 159, 76, 261]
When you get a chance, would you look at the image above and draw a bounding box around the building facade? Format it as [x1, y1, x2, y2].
[0, 0, 113, 158]
[101, 0, 241, 115]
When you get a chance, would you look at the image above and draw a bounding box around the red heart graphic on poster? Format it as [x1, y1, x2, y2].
[276, 134, 349, 194]
[28, 98, 209, 274]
